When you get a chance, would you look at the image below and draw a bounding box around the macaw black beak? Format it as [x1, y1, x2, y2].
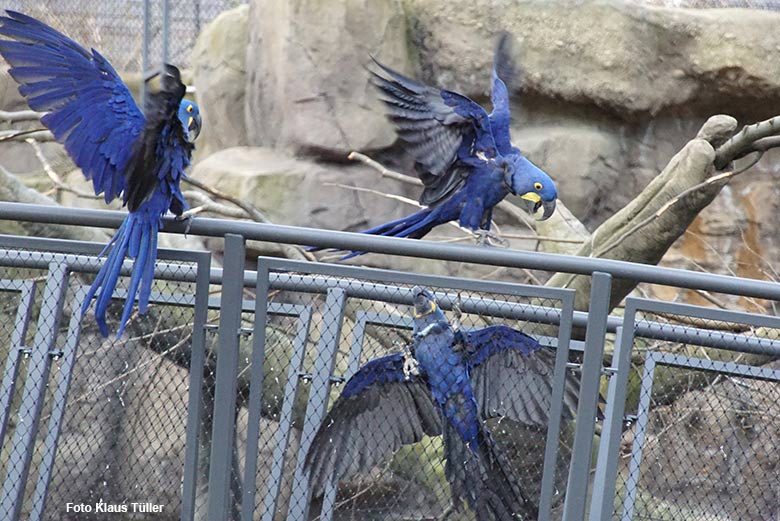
[540, 198, 557, 220]
[187, 114, 202, 141]
[518, 192, 556, 221]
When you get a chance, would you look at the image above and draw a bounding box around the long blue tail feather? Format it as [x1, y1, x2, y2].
[81, 213, 159, 338]
[327, 208, 438, 261]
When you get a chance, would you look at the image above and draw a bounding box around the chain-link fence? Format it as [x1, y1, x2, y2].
[1, 206, 780, 521]
[611, 301, 780, 521]
[0, 0, 245, 71]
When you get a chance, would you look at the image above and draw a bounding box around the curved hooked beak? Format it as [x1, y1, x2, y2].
[412, 286, 438, 318]
[519, 192, 557, 221]
[187, 114, 202, 141]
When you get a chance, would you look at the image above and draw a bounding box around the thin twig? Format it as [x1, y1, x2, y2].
[348, 151, 421, 186]
[26, 138, 101, 200]
[0, 109, 45, 122]
[183, 176, 316, 262]
[0, 128, 54, 142]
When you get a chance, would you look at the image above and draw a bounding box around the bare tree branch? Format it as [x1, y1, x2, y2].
[0, 109, 46, 122]
[26, 139, 101, 200]
[0, 128, 54, 142]
[714, 115, 780, 169]
[183, 176, 316, 262]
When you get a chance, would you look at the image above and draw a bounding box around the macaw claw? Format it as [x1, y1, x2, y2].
[402, 347, 421, 381]
[475, 229, 510, 248]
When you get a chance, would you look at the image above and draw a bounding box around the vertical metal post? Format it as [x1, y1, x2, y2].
[588, 311, 636, 520]
[141, 0, 151, 107]
[287, 288, 348, 521]
[561, 272, 612, 521]
[241, 261, 271, 521]
[260, 308, 313, 521]
[181, 252, 212, 521]
[0, 281, 36, 449]
[621, 353, 658, 521]
[28, 287, 88, 521]
[161, 0, 170, 66]
[538, 291, 575, 521]
[0, 262, 68, 521]
[206, 235, 245, 521]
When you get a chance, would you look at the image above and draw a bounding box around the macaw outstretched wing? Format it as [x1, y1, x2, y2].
[304, 353, 442, 496]
[489, 32, 519, 156]
[370, 59, 495, 207]
[464, 325, 580, 426]
[0, 10, 145, 203]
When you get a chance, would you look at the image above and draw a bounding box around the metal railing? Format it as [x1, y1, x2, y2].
[0, 201, 778, 521]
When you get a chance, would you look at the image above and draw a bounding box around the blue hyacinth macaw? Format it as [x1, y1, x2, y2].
[318, 33, 557, 259]
[0, 11, 201, 337]
[305, 287, 579, 520]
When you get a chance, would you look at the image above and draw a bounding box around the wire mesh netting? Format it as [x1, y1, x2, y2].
[0, 0, 246, 71]
[613, 309, 780, 521]
[243, 272, 581, 521]
[0, 245, 202, 520]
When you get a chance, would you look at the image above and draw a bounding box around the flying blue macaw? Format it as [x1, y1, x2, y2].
[0, 11, 201, 337]
[318, 33, 557, 259]
[305, 287, 579, 520]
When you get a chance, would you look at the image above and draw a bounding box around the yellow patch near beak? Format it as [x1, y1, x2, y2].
[520, 192, 541, 203]
[187, 116, 194, 128]
[413, 301, 438, 318]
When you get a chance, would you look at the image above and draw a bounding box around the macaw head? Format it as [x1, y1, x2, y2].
[411, 286, 452, 341]
[497, 153, 557, 220]
[412, 286, 439, 318]
[178, 99, 202, 142]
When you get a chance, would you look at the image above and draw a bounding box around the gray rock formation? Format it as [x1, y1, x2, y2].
[191, 5, 250, 158]
[244, 0, 409, 155]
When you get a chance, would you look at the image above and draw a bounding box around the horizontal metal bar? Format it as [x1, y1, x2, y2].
[2, 202, 780, 300]
[0, 248, 198, 281]
[649, 351, 780, 381]
[6, 251, 777, 357]
[630, 297, 780, 330]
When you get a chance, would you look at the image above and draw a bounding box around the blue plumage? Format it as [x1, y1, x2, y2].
[305, 287, 579, 519]
[318, 34, 558, 259]
[0, 11, 202, 336]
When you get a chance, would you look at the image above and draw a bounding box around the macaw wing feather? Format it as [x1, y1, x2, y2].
[371, 59, 466, 178]
[371, 59, 500, 208]
[304, 353, 441, 497]
[124, 64, 190, 212]
[465, 325, 579, 426]
[489, 31, 519, 156]
[0, 10, 144, 203]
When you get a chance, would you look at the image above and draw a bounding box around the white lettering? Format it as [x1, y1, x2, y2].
[65, 502, 92, 513]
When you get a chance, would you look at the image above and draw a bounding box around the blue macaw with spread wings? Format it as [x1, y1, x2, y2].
[317, 33, 557, 259]
[305, 287, 579, 520]
[0, 10, 201, 336]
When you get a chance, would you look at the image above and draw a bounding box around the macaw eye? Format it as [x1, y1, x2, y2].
[186, 105, 193, 113]
[534, 182, 543, 191]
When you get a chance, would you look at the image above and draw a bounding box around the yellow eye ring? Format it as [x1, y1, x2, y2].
[534, 182, 543, 191]
[186, 105, 193, 113]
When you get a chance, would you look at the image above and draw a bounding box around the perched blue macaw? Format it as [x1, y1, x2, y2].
[0, 11, 201, 337]
[305, 287, 579, 520]
[318, 33, 557, 259]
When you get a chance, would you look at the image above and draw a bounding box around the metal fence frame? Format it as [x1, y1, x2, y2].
[1, 201, 780, 521]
